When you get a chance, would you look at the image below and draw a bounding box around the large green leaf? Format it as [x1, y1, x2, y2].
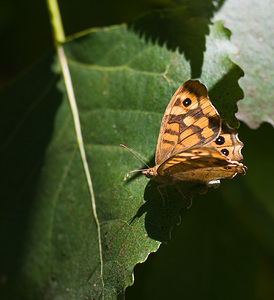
[0, 21, 246, 300]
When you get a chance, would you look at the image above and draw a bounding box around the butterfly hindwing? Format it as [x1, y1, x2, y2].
[158, 147, 246, 182]
[209, 121, 244, 162]
[155, 80, 221, 165]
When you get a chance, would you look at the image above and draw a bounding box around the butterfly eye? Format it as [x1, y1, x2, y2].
[215, 136, 225, 145]
[183, 98, 192, 107]
[221, 149, 229, 156]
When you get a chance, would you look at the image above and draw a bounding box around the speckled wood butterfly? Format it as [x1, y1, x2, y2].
[123, 80, 247, 185]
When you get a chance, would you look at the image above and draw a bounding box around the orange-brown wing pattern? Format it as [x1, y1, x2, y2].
[141, 79, 247, 184]
[155, 80, 221, 165]
[209, 120, 244, 162]
[157, 147, 246, 183]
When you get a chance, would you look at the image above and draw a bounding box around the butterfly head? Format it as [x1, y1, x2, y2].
[142, 166, 174, 184]
[142, 166, 157, 179]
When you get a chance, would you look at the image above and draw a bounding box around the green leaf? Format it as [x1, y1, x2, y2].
[213, 0, 274, 128]
[1, 21, 245, 299]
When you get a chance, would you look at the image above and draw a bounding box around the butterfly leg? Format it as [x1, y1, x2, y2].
[174, 184, 193, 209]
[156, 183, 193, 208]
[156, 184, 167, 206]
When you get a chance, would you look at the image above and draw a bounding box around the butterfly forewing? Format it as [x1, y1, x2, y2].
[155, 80, 221, 166]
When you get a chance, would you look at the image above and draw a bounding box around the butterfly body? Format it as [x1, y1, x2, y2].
[142, 80, 247, 184]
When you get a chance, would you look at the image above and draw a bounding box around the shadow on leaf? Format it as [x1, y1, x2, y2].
[209, 66, 244, 128]
[131, 180, 208, 242]
[131, 0, 226, 78]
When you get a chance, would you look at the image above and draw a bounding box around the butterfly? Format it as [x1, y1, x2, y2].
[136, 79, 247, 185]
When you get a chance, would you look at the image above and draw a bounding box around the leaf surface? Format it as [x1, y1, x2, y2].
[0, 21, 246, 299]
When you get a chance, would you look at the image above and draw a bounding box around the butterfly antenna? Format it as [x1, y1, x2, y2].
[120, 144, 150, 169]
[122, 168, 149, 181]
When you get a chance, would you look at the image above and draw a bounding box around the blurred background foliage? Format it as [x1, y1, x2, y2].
[0, 0, 167, 89]
[0, 0, 224, 89]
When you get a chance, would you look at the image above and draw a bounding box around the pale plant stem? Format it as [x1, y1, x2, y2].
[46, 0, 105, 294]
[46, 0, 65, 44]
